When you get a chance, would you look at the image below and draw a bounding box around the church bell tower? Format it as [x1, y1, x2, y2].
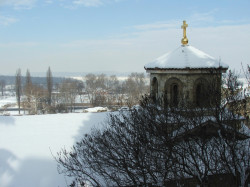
[144, 21, 228, 107]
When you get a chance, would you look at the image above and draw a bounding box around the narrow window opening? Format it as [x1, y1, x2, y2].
[171, 84, 179, 106]
[196, 84, 202, 107]
[173, 84, 178, 106]
[152, 77, 158, 102]
[196, 83, 207, 107]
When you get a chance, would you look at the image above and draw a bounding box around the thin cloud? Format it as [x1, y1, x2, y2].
[60, 39, 133, 49]
[132, 9, 247, 33]
[186, 9, 248, 26]
[60, 0, 123, 8]
[132, 11, 217, 31]
[45, 0, 53, 4]
[0, 15, 18, 26]
[0, 42, 38, 48]
[56, 23, 250, 73]
[0, 0, 36, 9]
[73, 0, 103, 7]
[133, 20, 180, 31]
[189, 10, 217, 24]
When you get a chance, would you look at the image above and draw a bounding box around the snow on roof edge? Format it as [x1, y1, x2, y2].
[144, 45, 229, 70]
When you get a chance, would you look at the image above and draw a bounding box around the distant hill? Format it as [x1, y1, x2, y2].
[0, 71, 147, 85]
[21, 71, 139, 77]
[0, 75, 66, 86]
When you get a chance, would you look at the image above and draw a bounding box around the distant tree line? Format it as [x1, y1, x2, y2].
[14, 67, 56, 114]
[84, 72, 149, 107]
[0, 75, 65, 86]
[10, 68, 149, 114]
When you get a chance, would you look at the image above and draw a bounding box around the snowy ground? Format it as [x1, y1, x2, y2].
[0, 112, 108, 187]
[0, 96, 17, 108]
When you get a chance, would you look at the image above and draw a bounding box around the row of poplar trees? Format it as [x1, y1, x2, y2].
[15, 67, 53, 114]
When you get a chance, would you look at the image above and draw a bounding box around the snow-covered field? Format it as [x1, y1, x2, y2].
[0, 96, 17, 108]
[0, 112, 108, 187]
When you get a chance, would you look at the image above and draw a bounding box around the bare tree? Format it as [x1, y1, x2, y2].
[76, 80, 85, 104]
[56, 70, 250, 186]
[25, 69, 32, 86]
[84, 73, 108, 106]
[47, 66, 53, 106]
[15, 68, 22, 114]
[59, 79, 79, 112]
[106, 75, 120, 107]
[241, 64, 250, 126]
[85, 73, 97, 105]
[0, 80, 6, 96]
[20, 70, 51, 114]
[213, 129, 250, 187]
[125, 72, 148, 105]
[116, 81, 127, 107]
[56, 97, 177, 186]
[242, 64, 250, 86]
[23, 69, 33, 113]
[247, 64, 250, 86]
[216, 69, 250, 186]
[96, 73, 107, 90]
[106, 75, 119, 92]
[26, 84, 47, 114]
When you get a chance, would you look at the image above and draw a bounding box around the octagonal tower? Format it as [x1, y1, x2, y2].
[144, 21, 228, 107]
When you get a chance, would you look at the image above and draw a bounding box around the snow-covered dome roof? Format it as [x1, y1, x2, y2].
[144, 45, 228, 70]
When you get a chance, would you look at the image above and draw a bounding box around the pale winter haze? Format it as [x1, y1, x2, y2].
[0, 0, 249, 74]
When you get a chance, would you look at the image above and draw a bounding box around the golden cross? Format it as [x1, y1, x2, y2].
[181, 20, 188, 45]
[181, 20, 188, 38]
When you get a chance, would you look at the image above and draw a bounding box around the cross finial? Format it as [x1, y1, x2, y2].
[181, 20, 188, 45]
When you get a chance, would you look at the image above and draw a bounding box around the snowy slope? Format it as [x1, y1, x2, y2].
[0, 113, 107, 187]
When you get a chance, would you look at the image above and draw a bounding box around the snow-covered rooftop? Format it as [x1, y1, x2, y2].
[145, 45, 229, 70]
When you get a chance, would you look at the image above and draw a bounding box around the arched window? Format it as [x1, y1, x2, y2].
[165, 78, 182, 107]
[194, 80, 208, 107]
[196, 83, 203, 107]
[163, 87, 168, 107]
[152, 77, 158, 102]
[171, 83, 179, 106]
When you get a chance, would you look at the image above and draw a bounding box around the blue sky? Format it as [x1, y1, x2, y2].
[0, 0, 250, 75]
